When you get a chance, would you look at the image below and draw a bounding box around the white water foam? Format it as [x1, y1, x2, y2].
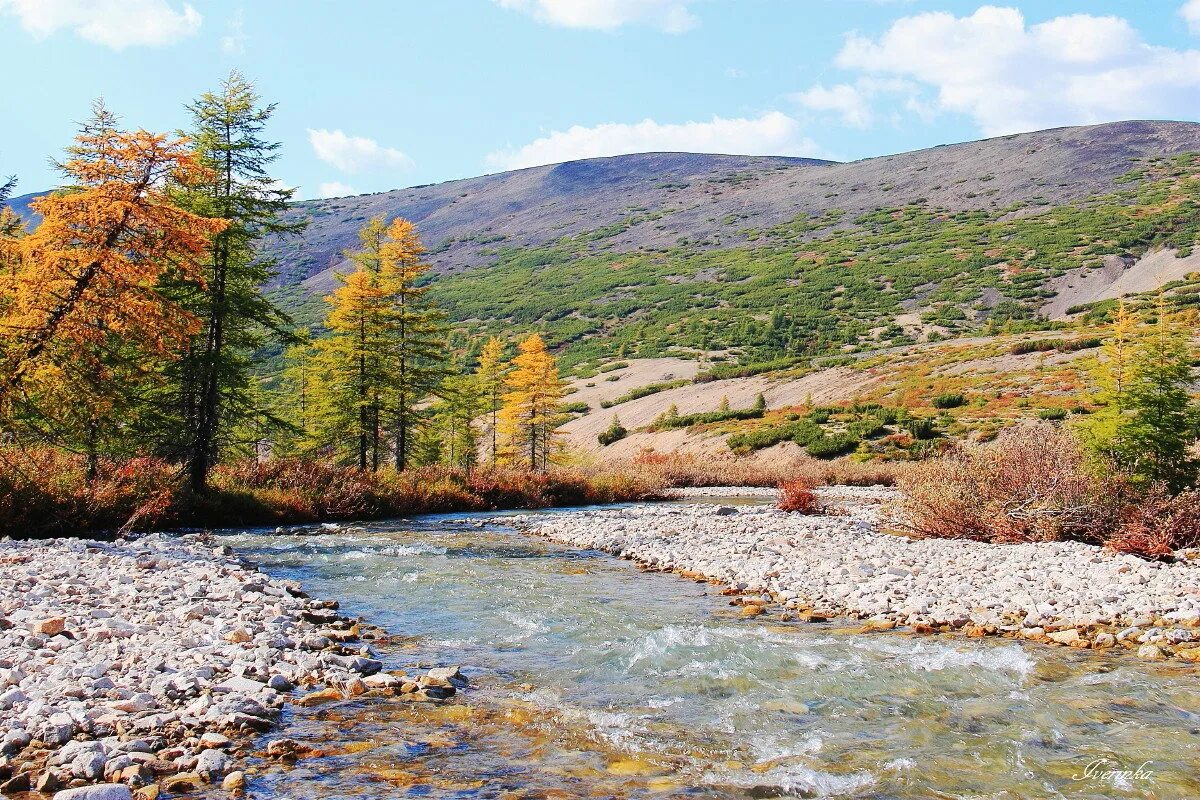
[853, 638, 1036, 678]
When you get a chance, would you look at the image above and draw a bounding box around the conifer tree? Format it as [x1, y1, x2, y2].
[310, 219, 394, 469]
[499, 334, 565, 470]
[173, 72, 303, 491]
[1119, 300, 1199, 491]
[431, 368, 482, 468]
[474, 336, 508, 465]
[378, 218, 447, 470]
[274, 332, 321, 457]
[1078, 299, 1199, 491]
[0, 101, 223, 429]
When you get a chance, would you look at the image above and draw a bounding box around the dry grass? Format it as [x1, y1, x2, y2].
[0, 450, 665, 539]
[616, 449, 908, 489]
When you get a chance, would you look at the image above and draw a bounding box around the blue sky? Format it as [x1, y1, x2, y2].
[2, 0, 1199, 199]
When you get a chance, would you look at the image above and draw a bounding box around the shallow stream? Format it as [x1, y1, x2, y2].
[219, 501, 1200, 799]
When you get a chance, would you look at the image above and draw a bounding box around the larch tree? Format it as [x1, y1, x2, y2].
[0, 101, 224, 439]
[378, 218, 447, 470]
[310, 219, 395, 469]
[274, 332, 321, 457]
[499, 333, 565, 471]
[474, 336, 508, 465]
[173, 72, 303, 492]
[431, 365, 482, 469]
[1119, 300, 1199, 491]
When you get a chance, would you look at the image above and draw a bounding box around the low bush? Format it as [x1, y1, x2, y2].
[931, 392, 965, 409]
[0, 449, 664, 539]
[726, 419, 823, 454]
[597, 416, 628, 446]
[778, 478, 822, 513]
[693, 357, 800, 383]
[1010, 339, 1059, 355]
[1010, 337, 1102, 355]
[805, 433, 860, 459]
[650, 401, 766, 430]
[599, 379, 689, 408]
[896, 423, 1200, 558]
[898, 424, 1117, 544]
[1106, 488, 1200, 558]
[906, 418, 937, 439]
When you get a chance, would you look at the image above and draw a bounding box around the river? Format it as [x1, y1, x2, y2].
[218, 499, 1200, 799]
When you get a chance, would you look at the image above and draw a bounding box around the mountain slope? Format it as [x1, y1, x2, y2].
[277, 120, 1200, 290]
[266, 120, 1200, 370]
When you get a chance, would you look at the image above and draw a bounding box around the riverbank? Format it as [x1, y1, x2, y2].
[0, 534, 463, 799]
[514, 488, 1200, 661]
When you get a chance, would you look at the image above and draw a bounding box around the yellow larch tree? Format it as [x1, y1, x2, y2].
[0, 102, 225, 475]
[499, 333, 566, 470]
[310, 219, 395, 469]
[474, 336, 508, 465]
[377, 217, 446, 470]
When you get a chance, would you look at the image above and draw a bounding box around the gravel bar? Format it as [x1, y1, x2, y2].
[0, 533, 465, 799]
[512, 488, 1200, 662]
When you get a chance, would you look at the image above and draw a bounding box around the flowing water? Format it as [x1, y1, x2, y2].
[219, 501, 1200, 799]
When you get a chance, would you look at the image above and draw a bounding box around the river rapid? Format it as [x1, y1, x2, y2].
[219, 500, 1200, 799]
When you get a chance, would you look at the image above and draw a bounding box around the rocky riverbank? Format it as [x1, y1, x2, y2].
[513, 488, 1200, 662]
[0, 534, 465, 799]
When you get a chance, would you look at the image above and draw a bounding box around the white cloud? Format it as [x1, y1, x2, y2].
[486, 112, 826, 170]
[221, 8, 246, 55]
[307, 129, 413, 174]
[493, 0, 698, 33]
[0, 0, 201, 49]
[317, 181, 357, 199]
[1183, 0, 1200, 34]
[829, 6, 1200, 136]
[794, 83, 873, 128]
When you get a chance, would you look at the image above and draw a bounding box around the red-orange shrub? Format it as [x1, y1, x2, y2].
[778, 478, 822, 513]
[898, 423, 1116, 544]
[1106, 488, 1200, 559]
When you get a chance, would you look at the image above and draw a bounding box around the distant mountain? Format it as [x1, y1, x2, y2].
[272, 121, 1200, 293]
[270, 152, 830, 293]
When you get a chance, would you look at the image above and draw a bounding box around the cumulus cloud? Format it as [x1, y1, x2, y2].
[824, 5, 1200, 135]
[316, 181, 357, 199]
[486, 112, 826, 170]
[1183, 0, 1200, 34]
[493, 0, 699, 33]
[0, 0, 201, 49]
[307, 129, 413, 174]
[794, 83, 873, 128]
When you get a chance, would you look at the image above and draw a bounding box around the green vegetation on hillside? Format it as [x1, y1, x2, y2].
[413, 154, 1199, 368]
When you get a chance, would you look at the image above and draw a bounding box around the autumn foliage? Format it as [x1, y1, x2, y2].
[777, 478, 822, 514]
[499, 333, 566, 470]
[1, 106, 224, 403]
[0, 449, 662, 539]
[897, 422, 1200, 559]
